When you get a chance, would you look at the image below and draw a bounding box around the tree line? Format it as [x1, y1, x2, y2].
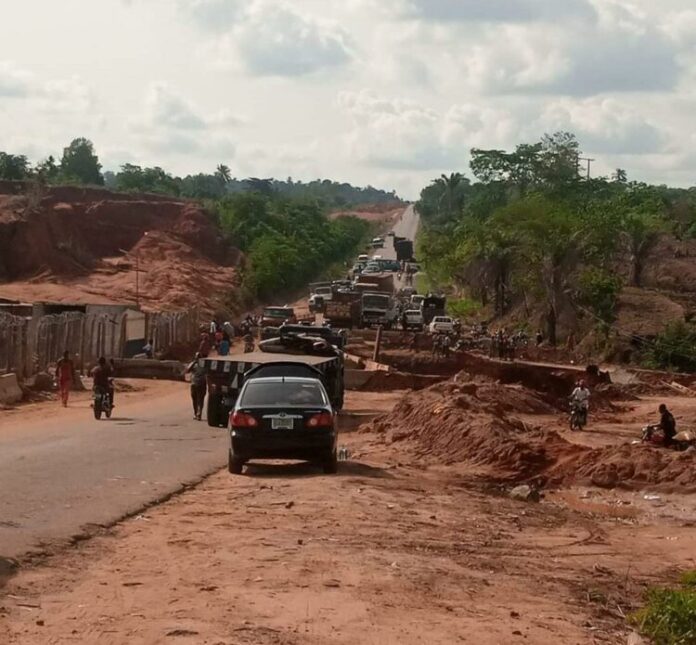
[416, 132, 696, 355]
[0, 139, 400, 208]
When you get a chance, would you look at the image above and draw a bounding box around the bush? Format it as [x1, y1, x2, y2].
[218, 194, 370, 300]
[632, 573, 696, 644]
[641, 322, 696, 373]
[577, 268, 622, 330]
[447, 297, 481, 319]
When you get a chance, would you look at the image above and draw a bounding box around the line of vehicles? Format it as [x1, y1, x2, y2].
[196, 229, 450, 476]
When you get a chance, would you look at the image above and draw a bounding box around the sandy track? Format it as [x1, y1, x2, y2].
[2, 389, 695, 644]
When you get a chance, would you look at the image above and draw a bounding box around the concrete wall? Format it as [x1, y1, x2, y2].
[0, 373, 22, 405]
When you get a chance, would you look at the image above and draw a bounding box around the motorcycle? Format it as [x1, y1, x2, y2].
[641, 425, 696, 451]
[569, 400, 587, 431]
[93, 381, 114, 420]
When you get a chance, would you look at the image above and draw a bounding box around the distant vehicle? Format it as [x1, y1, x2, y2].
[422, 295, 447, 324]
[361, 292, 397, 328]
[394, 239, 414, 262]
[403, 309, 424, 331]
[371, 237, 385, 249]
[363, 263, 382, 274]
[261, 307, 297, 328]
[429, 316, 455, 335]
[399, 286, 416, 298]
[358, 254, 369, 263]
[228, 376, 338, 475]
[387, 230, 395, 236]
[311, 286, 333, 302]
[384, 260, 401, 272]
[411, 294, 425, 309]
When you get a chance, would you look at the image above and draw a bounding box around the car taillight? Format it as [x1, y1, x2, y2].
[230, 411, 258, 428]
[306, 412, 333, 428]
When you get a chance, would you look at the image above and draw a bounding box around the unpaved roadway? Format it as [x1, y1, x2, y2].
[2, 388, 696, 644]
[0, 382, 227, 562]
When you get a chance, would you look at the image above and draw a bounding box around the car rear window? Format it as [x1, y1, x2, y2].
[240, 381, 326, 407]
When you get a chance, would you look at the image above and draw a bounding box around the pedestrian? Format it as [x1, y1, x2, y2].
[218, 332, 231, 356]
[536, 330, 544, 347]
[442, 334, 452, 358]
[143, 338, 154, 359]
[186, 353, 207, 421]
[55, 351, 75, 407]
[198, 332, 212, 358]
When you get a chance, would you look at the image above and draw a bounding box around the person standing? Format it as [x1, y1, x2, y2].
[186, 354, 207, 421]
[55, 351, 75, 407]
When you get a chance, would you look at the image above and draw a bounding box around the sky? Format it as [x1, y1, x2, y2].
[1, 0, 695, 198]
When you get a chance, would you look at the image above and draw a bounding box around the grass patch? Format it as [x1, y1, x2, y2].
[631, 572, 696, 644]
[447, 297, 481, 319]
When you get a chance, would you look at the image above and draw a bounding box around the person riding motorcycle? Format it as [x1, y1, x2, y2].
[570, 379, 590, 426]
[91, 356, 114, 408]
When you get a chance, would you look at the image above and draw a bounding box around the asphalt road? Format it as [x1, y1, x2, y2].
[385, 204, 420, 261]
[0, 386, 228, 561]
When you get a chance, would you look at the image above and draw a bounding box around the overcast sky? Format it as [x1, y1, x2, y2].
[1, 0, 695, 198]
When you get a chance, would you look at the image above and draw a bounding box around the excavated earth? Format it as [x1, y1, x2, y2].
[0, 182, 240, 314]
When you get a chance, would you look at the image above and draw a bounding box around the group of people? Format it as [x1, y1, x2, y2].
[431, 333, 453, 359]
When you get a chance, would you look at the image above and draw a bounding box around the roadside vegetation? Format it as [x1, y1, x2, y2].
[631, 571, 696, 644]
[1, 139, 379, 307]
[416, 132, 696, 363]
[217, 193, 371, 300]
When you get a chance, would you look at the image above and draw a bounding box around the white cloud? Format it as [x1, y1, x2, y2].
[0, 61, 32, 97]
[406, 0, 596, 23]
[186, 0, 352, 76]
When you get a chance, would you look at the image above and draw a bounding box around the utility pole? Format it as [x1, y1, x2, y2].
[579, 157, 595, 180]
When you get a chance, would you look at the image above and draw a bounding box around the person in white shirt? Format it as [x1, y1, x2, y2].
[570, 379, 591, 425]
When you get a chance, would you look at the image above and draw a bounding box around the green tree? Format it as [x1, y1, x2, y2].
[60, 138, 103, 185]
[0, 152, 31, 180]
[35, 155, 60, 182]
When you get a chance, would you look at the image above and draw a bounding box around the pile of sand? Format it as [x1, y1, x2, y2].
[364, 375, 696, 492]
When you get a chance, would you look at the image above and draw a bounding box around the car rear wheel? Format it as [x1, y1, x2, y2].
[228, 450, 245, 475]
[322, 449, 338, 475]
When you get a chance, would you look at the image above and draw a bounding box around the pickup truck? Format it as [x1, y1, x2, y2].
[403, 309, 424, 331]
[428, 316, 455, 335]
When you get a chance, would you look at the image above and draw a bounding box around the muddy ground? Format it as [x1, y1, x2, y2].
[1, 382, 695, 644]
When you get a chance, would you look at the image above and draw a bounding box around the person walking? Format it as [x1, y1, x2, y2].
[186, 354, 207, 421]
[55, 351, 75, 407]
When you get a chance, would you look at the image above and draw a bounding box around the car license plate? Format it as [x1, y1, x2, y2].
[271, 417, 294, 430]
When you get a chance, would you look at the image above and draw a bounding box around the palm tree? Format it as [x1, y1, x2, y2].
[215, 164, 231, 183]
[434, 172, 465, 216]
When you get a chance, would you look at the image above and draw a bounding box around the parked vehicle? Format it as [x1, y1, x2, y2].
[403, 309, 424, 331]
[428, 316, 455, 334]
[363, 263, 382, 274]
[202, 328, 345, 428]
[311, 286, 333, 302]
[324, 292, 362, 329]
[261, 306, 297, 328]
[228, 376, 338, 475]
[358, 254, 369, 263]
[361, 292, 397, 328]
[395, 239, 414, 262]
[411, 294, 425, 309]
[422, 295, 447, 324]
[371, 237, 385, 249]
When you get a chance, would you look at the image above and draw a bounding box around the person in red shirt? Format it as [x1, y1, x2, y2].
[55, 351, 75, 407]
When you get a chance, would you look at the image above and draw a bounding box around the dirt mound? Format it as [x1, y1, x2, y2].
[329, 203, 404, 223]
[364, 375, 696, 492]
[0, 185, 241, 314]
[363, 379, 557, 479]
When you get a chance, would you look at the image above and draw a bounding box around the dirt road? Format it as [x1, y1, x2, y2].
[0, 381, 227, 562]
[2, 388, 695, 644]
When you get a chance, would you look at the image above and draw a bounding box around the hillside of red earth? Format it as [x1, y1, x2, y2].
[0, 182, 241, 314]
[330, 201, 406, 225]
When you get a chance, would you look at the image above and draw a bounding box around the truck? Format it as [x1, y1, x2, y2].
[357, 272, 394, 294]
[324, 291, 362, 329]
[422, 295, 447, 324]
[394, 239, 414, 262]
[361, 292, 398, 329]
[202, 327, 345, 428]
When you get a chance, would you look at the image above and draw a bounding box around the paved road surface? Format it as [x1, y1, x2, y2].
[0, 386, 227, 561]
[381, 204, 419, 263]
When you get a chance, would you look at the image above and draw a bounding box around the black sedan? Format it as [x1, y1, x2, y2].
[228, 377, 338, 475]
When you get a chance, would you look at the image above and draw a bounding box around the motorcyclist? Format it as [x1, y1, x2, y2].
[91, 357, 114, 408]
[570, 379, 590, 426]
[657, 403, 676, 447]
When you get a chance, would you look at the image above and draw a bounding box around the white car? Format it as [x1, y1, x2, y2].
[311, 286, 333, 302]
[429, 316, 455, 334]
[403, 309, 424, 331]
